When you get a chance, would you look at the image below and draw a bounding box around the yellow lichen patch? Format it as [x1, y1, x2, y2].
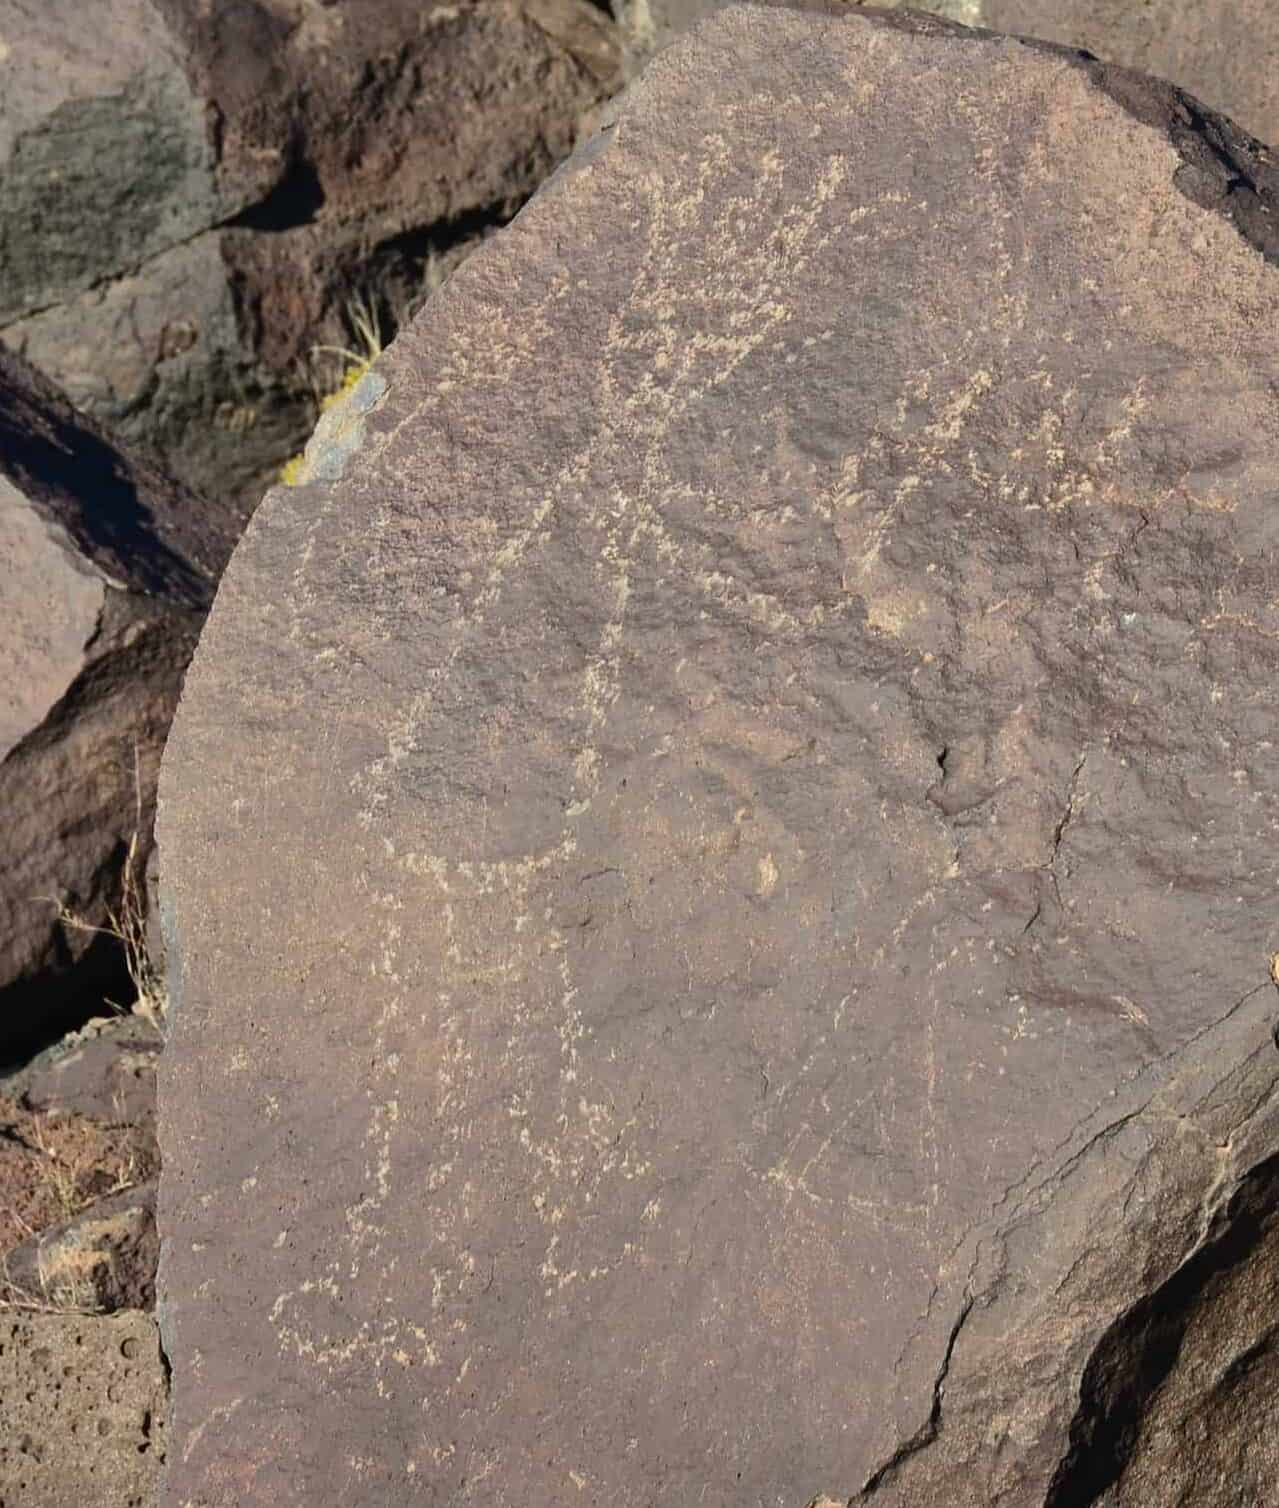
[278, 360, 374, 485]
[277, 452, 308, 488]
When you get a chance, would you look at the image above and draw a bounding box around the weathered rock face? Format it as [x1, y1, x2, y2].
[0, 1010, 163, 1332]
[6, 1011, 164, 1129]
[0, 346, 215, 1061]
[158, 4, 1279, 1504]
[0, 0, 623, 518]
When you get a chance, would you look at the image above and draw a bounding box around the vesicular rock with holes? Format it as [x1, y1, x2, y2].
[0, 0, 623, 519]
[158, 4, 1279, 1503]
[0, 1310, 167, 1507]
[0, 343, 220, 1062]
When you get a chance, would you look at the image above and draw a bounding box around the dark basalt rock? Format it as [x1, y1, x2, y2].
[0, 344, 216, 1060]
[4, 1180, 160, 1315]
[158, 5, 1279, 1504]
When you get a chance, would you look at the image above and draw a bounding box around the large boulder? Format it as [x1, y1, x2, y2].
[157, 4, 1279, 1504]
[0, 345, 222, 1061]
[0, 0, 624, 517]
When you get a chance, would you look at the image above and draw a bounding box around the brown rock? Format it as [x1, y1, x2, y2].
[0, 345, 210, 1060]
[0, 345, 230, 604]
[0, 1310, 166, 1508]
[158, 5, 1279, 1505]
[0, 0, 624, 516]
[1107, 1167, 1279, 1508]
[843, 1, 1279, 155]
[4, 1180, 159, 1315]
[4, 1012, 162, 1129]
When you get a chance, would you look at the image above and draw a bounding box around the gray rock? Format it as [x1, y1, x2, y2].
[0, 344, 211, 1061]
[0, 0, 221, 324]
[157, 4, 1279, 1504]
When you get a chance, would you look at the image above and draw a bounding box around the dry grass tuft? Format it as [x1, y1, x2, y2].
[39, 749, 167, 1036]
[1, 1253, 104, 1317]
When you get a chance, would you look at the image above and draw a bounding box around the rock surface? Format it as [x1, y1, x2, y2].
[0, 345, 212, 1060]
[0, 1019, 165, 1501]
[0, 0, 624, 517]
[0, 1310, 166, 1508]
[620, 0, 1279, 156]
[1, 1012, 161, 1316]
[964, 0, 1279, 153]
[158, 4, 1279, 1504]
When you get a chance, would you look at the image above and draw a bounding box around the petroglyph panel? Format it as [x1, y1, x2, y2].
[159, 5, 1279, 1505]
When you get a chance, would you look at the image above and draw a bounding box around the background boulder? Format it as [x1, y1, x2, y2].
[157, 4, 1279, 1504]
[0, 345, 220, 1062]
[615, 0, 1279, 155]
[0, 0, 624, 518]
[962, 0, 1279, 149]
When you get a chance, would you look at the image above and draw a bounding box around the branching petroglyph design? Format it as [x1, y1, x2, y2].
[269, 129, 903, 1404]
[268, 89, 1264, 1440]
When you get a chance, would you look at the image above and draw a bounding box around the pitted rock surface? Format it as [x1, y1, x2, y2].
[0, 1311, 167, 1507]
[159, 6, 1279, 1504]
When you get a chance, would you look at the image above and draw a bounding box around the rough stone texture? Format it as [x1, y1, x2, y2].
[0, 1011, 162, 1314]
[620, 1, 1279, 158]
[0, 345, 211, 1061]
[1108, 1159, 1279, 1508]
[0, 0, 624, 517]
[159, 5, 1279, 1505]
[0, 1310, 166, 1508]
[864, 0, 1279, 162]
[4, 1013, 163, 1128]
